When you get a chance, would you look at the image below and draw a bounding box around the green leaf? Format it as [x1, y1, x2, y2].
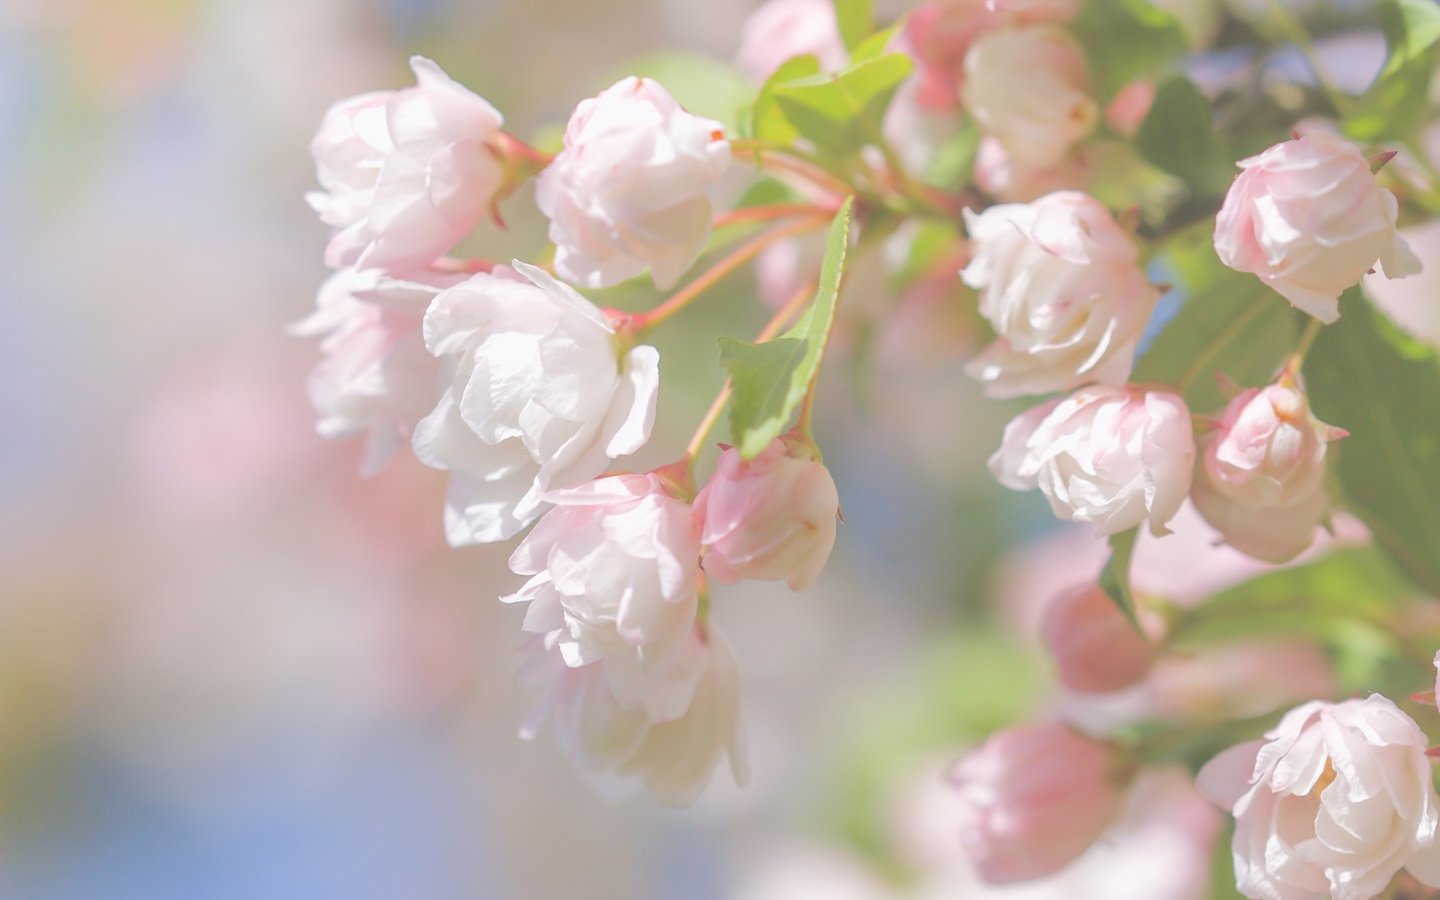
[617, 53, 754, 131]
[849, 22, 899, 63]
[1303, 291, 1440, 598]
[1346, 0, 1440, 141]
[1071, 0, 1189, 102]
[1099, 527, 1142, 630]
[769, 52, 914, 158]
[747, 54, 823, 144]
[833, 0, 874, 51]
[1134, 269, 1298, 414]
[1166, 548, 1416, 648]
[1135, 77, 1231, 196]
[720, 198, 854, 459]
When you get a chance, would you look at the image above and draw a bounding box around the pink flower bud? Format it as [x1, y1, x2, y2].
[734, 0, 847, 83]
[1104, 79, 1156, 138]
[962, 191, 1159, 397]
[307, 57, 506, 272]
[950, 722, 1125, 883]
[901, 1, 996, 111]
[1191, 381, 1344, 563]
[962, 26, 1097, 169]
[1214, 132, 1421, 322]
[695, 437, 840, 591]
[1041, 584, 1156, 693]
[536, 77, 732, 291]
[990, 386, 1196, 536]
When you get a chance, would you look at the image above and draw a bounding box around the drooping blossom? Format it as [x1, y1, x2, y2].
[734, 0, 847, 83]
[535, 77, 732, 290]
[1191, 379, 1345, 563]
[962, 26, 1097, 169]
[411, 263, 659, 545]
[950, 721, 1126, 883]
[290, 266, 465, 475]
[1198, 696, 1440, 899]
[962, 190, 1159, 397]
[1214, 132, 1421, 322]
[990, 386, 1195, 536]
[695, 436, 840, 591]
[503, 472, 703, 719]
[516, 623, 747, 807]
[308, 56, 506, 272]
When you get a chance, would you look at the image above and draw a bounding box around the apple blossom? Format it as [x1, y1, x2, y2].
[949, 721, 1126, 883]
[962, 190, 1160, 397]
[734, 0, 847, 83]
[411, 263, 659, 546]
[1198, 696, 1440, 900]
[962, 26, 1098, 169]
[535, 77, 732, 291]
[290, 266, 465, 476]
[516, 623, 747, 807]
[1041, 584, 1156, 694]
[307, 56, 506, 272]
[990, 385, 1196, 536]
[1214, 132, 1421, 322]
[503, 472, 703, 719]
[1191, 380, 1345, 563]
[695, 437, 840, 591]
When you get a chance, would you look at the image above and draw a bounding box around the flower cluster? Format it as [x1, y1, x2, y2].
[290, 4, 1440, 896]
[298, 56, 842, 804]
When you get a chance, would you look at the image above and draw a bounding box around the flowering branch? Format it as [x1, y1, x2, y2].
[631, 214, 828, 333]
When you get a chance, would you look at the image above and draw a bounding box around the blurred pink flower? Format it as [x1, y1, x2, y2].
[1041, 584, 1156, 694]
[949, 722, 1124, 883]
[734, 0, 847, 82]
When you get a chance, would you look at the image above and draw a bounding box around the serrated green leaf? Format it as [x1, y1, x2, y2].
[1134, 269, 1298, 414]
[1072, 0, 1189, 102]
[770, 52, 914, 158]
[1346, 0, 1440, 141]
[1303, 291, 1440, 597]
[1136, 77, 1231, 195]
[1099, 528, 1142, 630]
[720, 198, 854, 459]
[747, 54, 824, 144]
[617, 53, 754, 132]
[833, 0, 874, 51]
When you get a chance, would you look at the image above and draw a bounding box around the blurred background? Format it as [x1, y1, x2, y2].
[0, 1, 1421, 898]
